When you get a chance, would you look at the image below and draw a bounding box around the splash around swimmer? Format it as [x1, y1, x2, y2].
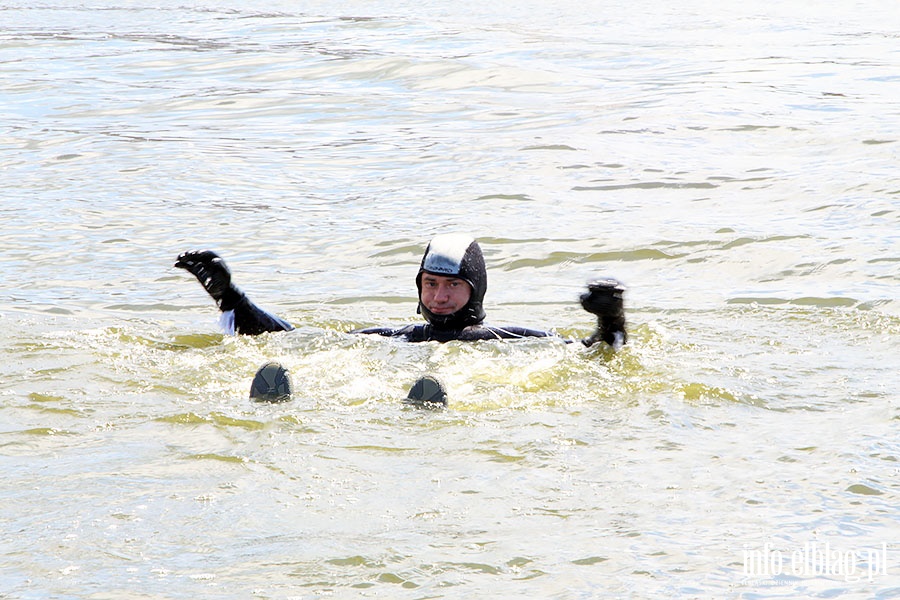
[175, 234, 627, 402]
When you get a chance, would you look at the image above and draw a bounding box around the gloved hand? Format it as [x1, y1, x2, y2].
[580, 278, 625, 317]
[175, 250, 243, 310]
[580, 278, 627, 348]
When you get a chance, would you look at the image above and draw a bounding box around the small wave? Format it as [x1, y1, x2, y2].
[500, 248, 685, 270]
[726, 296, 859, 307]
[155, 411, 267, 431]
[676, 382, 762, 406]
[572, 181, 717, 191]
[16, 427, 76, 436]
[845, 483, 884, 496]
[184, 453, 247, 464]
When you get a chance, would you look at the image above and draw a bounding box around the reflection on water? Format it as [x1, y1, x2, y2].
[1, 0, 898, 597]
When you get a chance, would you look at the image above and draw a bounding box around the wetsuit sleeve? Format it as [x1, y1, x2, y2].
[581, 322, 626, 349]
[351, 324, 424, 341]
[352, 326, 402, 336]
[175, 250, 294, 335]
[226, 296, 294, 335]
[462, 326, 555, 340]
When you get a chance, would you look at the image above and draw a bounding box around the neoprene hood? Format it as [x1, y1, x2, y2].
[416, 234, 487, 330]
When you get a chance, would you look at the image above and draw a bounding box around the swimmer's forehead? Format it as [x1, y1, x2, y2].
[421, 272, 466, 281]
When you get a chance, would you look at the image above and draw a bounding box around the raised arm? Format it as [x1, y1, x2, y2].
[580, 278, 627, 350]
[174, 250, 294, 335]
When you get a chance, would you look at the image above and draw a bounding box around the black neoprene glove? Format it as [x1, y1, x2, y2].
[580, 278, 627, 348]
[174, 250, 245, 311]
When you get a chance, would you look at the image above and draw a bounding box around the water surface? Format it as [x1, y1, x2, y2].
[1, 1, 898, 598]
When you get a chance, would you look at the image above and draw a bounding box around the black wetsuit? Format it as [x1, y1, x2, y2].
[175, 235, 626, 348]
[352, 323, 555, 343]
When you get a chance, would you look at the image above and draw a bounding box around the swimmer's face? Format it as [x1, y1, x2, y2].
[420, 273, 472, 316]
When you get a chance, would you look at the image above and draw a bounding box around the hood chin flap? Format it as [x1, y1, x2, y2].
[418, 300, 485, 330]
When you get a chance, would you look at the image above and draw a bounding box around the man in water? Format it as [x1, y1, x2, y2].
[175, 234, 626, 345]
[175, 234, 626, 401]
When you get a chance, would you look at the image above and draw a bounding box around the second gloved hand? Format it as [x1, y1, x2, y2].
[580, 278, 627, 349]
[175, 250, 243, 311]
[580, 278, 625, 317]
